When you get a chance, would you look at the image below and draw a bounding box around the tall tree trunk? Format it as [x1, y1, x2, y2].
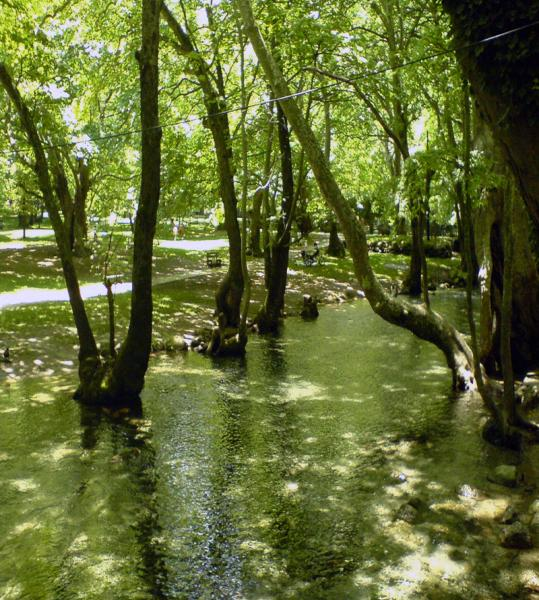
[442, 1, 539, 236]
[407, 210, 423, 296]
[0, 63, 101, 392]
[161, 3, 244, 335]
[250, 119, 273, 257]
[238, 0, 474, 389]
[107, 0, 162, 402]
[256, 104, 294, 333]
[238, 23, 251, 345]
[323, 98, 345, 258]
[73, 158, 90, 255]
[327, 221, 345, 258]
[476, 186, 539, 378]
[501, 183, 516, 429]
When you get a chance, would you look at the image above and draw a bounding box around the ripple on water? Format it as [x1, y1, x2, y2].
[0, 297, 524, 599]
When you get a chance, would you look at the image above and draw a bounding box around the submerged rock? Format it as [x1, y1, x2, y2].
[500, 521, 533, 549]
[395, 502, 418, 524]
[530, 511, 539, 532]
[391, 471, 407, 484]
[500, 505, 519, 525]
[482, 419, 523, 450]
[395, 496, 426, 524]
[488, 465, 518, 488]
[457, 484, 480, 499]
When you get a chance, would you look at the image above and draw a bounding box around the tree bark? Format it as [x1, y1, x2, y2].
[327, 220, 345, 258]
[407, 211, 423, 296]
[323, 95, 345, 259]
[73, 158, 90, 254]
[238, 0, 474, 389]
[250, 120, 273, 257]
[476, 186, 539, 378]
[162, 3, 244, 333]
[442, 1, 539, 237]
[256, 104, 294, 333]
[501, 183, 516, 428]
[107, 0, 162, 401]
[0, 62, 101, 391]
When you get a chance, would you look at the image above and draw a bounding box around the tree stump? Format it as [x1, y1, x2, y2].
[300, 294, 319, 320]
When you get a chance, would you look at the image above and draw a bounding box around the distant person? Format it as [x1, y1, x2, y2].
[172, 221, 179, 240]
[178, 222, 186, 238]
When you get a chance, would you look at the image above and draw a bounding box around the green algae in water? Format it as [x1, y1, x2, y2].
[0, 298, 527, 599]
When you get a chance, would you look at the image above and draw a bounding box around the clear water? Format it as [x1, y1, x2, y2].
[0, 296, 525, 599]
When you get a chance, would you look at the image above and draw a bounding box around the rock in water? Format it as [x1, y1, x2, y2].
[500, 505, 519, 525]
[300, 295, 319, 320]
[395, 502, 418, 524]
[488, 465, 518, 488]
[457, 484, 479, 499]
[500, 521, 533, 549]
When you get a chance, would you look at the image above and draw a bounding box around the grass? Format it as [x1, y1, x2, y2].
[0, 230, 467, 382]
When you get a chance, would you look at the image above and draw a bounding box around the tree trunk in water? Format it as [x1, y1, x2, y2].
[501, 184, 516, 429]
[442, 1, 539, 237]
[476, 187, 539, 378]
[161, 3, 244, 337]
[256, 104, 294, 333]
[250, 120, 273, 258]
[107, 0, 162, 402]
[327, 220, 345, 258]
[407, 211, 423, 296]
[239, 0, 474, 389]
[323, 97, 344, 259]
[250, 187, 264, 258]
[0, 63, 102, 394]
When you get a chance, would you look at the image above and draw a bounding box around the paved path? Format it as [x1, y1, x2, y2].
[0, 230, 228, 309]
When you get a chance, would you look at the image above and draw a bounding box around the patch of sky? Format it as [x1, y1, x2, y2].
[44, 83, 69, 100]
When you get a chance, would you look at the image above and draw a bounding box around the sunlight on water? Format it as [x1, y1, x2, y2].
[0, 298, 526, 599]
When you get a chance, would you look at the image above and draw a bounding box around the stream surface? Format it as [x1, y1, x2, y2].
[0, 294, 524, 599]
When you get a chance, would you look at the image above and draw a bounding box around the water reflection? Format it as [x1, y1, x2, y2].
[0, 299, 526, 599]
[202, 356, 248, 599]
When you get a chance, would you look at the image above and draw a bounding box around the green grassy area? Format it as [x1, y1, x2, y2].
[0, 230, 464, 297]
[0, 233, 469, 382]
[290, 245, 462, 287]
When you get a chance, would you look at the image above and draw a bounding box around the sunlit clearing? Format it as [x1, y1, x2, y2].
[0, 282, 133, 309]
[158, 239, 228, 251]
[31, 392, 55, 405]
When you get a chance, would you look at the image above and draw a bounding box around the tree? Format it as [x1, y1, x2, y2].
[237, 0, 474, 391]
[255, 103, 295, 333]
[106, 0, 162, 401]
[0, 0, 162, 405]
[442, 1, 539, 236]
[161, 2, 246, 355]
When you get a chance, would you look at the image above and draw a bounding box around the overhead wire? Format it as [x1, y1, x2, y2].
[1, 18, 538, 157]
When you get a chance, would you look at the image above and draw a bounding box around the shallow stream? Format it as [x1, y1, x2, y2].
[0, 295, 530, 599]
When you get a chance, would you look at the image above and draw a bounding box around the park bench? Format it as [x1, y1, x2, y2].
[300, 242, 321, 266]
[206, 251, 223, 268]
